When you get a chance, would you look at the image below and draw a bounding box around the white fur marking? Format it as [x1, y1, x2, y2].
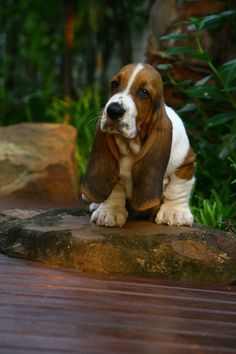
[91, 183, 127, 227]
[165, 105, 190, 175]
[155, 175, 195, 226]
[124, 63, 144, 93]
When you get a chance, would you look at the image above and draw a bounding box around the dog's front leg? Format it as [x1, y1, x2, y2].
[91, 182, 128, 227]
[155, 174, 195, 226]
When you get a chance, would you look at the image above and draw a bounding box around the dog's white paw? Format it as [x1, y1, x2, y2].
[89, 203, 99, 213]
[155, 204, 193, 226]
[91, 204, 128, 227]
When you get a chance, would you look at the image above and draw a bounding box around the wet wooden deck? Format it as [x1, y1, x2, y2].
[0, 254, 236, 354]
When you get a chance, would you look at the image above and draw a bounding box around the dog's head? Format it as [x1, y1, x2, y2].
[100, 63, 164, 140]
[82, 63, 172, 211]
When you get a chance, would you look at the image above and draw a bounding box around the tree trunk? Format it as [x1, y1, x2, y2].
[64, 0, 75, 99]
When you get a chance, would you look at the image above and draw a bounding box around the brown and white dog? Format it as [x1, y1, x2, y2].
[81, 63, 195, 227]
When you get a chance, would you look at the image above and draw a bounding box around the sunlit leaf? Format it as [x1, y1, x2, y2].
[177, 103, 197, 114]
[199, 10, 236, 30]
[156, 63, 172, 71]
[186, 17, 201, 31]
[160, 33, 192, 41]
[195, 75, 212, 86]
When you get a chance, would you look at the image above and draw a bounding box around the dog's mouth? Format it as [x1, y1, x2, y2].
[102, 120, 126, 133]
[101, 121, 139, 139]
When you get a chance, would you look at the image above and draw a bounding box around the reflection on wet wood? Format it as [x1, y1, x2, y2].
[0, 255, 236, 354]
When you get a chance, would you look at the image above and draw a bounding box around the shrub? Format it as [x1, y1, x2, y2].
[158, 10, 236, 232]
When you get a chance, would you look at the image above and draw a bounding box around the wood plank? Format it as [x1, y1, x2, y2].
[0, 255, 236, 354]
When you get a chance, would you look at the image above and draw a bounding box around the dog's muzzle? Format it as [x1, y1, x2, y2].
[101, 94, 138, 139]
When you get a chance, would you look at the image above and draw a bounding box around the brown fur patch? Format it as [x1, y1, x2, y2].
[81, 127, 120, 203]
[175, 147, 196, 180]
[109, 64, 137, 96]
[131, 102, 173, 211]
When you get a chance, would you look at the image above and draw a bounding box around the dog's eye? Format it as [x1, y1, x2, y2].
[137, 88, 150, 99]
[110, 80, 119, 91]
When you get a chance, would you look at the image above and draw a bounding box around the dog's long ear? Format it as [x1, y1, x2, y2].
[131, 102, 172, 211]
[81, 126, 120, 203]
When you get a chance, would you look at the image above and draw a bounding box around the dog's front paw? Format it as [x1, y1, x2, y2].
[155, 204, 193, 226]
[91, 204, 128, 227]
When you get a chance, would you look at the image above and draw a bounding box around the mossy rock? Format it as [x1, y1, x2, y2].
[0, 208, 236, 284]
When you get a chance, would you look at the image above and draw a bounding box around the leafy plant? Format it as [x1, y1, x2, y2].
[229, 157, 236, 184]
[158, 10, 236, 230]
[48, 86, 102, 179]
[192, 190, 236, 232]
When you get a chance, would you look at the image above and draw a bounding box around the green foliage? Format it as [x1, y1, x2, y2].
[0, 0, 64, 125]
[0, 0, 146, 179]
[229, 157, 236, 184]
[48, 86, 101, 179]
[0, 0, 147, 125]
[192, 190, 236, 232]
[159, 10, 236, 231]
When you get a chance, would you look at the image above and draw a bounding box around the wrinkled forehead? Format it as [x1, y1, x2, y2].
[112, 63, 163, 94]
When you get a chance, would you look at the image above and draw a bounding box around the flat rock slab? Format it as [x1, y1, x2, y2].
[0, 208, 236, 285]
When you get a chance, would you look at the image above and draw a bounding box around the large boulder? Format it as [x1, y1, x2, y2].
[0, 123, 78, 205]
[0, 208, 236, 285]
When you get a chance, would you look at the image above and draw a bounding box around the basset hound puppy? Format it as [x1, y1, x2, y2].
[81, 63, 195, 227]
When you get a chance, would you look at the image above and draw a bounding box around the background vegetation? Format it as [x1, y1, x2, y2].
[0, 1, 235, 232]
[158, 9, 236, 233]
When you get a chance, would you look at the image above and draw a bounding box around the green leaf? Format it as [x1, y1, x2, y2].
[222, 86, 236, 92]
[186, 10, 236, 32]
[165, 46, 195, 55]
[156, 63, 172, 71]
[229, 157, 236, 184]
[177, 103, 197, 114]
[195, 75, 212, 86]
[187, 24, 198, 31]
[179, 79, 193, 87]
[186, 17, 202, 31]
[191, 52, 213, 62]
[185, 84, 227, 100]
[188, 16, 201, 25]
[160, 33, 192, 41]
[218, 59, 236, 86]
[199, 10, 236, 30]
[207, 111, 236, 128]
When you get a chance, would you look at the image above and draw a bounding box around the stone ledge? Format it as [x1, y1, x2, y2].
[0, 208, 236, 285]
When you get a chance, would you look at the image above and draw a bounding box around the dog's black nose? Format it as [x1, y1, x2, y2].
[107, 102, 125, 119]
